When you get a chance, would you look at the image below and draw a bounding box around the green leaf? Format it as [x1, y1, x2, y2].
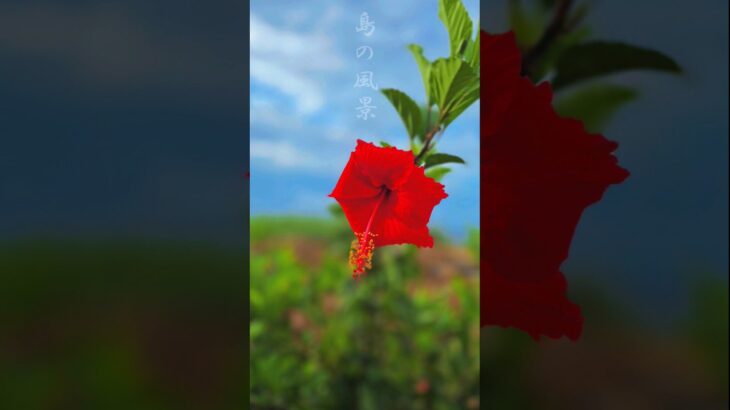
[424, 153, 466, 169]
[419, 105, 439, 142]
[407, 44, 432, 105]
[425, 167, 451, 182]
[527, 26, 591, 82]
[379, 141, 391, 147]
[443, 79, 479, 127]
[458, 39, 470, 56]
[553, 41, 682, 89]
[465, 24, 480, 68]
[430, 58, 463, 108]
[508, 0, 546, 48]
[438, 0, 473, 57]
[554, 84, 639, 133]
[429, 58, 480, 126]
[381, 89, 423, 139]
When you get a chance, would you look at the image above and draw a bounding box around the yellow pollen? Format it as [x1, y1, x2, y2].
[349, 231, 377, 279]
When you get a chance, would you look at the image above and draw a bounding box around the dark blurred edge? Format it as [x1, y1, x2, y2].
[0, 0, 250, 408]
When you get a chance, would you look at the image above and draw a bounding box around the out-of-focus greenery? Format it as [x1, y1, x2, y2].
[482, 275, 729, 409]
[250, 211, 479, 410]
[0, 239, 246, 410]
[509, 0, 682, 133]
[685, 276, 729, 389]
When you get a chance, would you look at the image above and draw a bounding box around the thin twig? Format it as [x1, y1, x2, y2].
[521, 0, 575, 76]
[414, 124, 443, 165]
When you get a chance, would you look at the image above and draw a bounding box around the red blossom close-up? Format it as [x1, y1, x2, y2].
[330, 139, 448, 278]
[480, 31, 630, 340]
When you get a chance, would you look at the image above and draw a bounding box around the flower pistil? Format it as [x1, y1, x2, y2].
[348, 187, 388, 278]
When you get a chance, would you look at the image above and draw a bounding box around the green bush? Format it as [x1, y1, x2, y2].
[250, 216, 479, 410]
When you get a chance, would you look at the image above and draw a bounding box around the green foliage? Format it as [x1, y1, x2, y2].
[481, 327, 537, 409]
[554, 84, 639, 132]
[0, 239, 247, 409]
[685, 276, 729, 388]
[465, 23, 480, 68]
[251, 216, 341, 242]
[407, 44, 433, 106]
[466, 228, 480, 262]
[508, 0, 550, 47]
[419, 105, 440, 142]
[553, 41, 682, 89]
[528, 26, 591, 83]
[425, 167, 452, 182]
[380, 0, 478, 180]
[509, 0, 680, 130]
[424, 153, 466, 169]
[429, 58, 480, 127]
[380, 89, 423, 139]
[438, 0, 474, 58]
[250, 216, 479, 409]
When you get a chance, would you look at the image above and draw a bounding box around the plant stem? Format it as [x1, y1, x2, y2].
[414, 124, 442, 165]
[521, 0, 575, 76]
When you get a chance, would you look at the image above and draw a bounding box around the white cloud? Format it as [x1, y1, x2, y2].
[250, 139, 344, 172]
[250, 139, 310, 168]
[250, 14, 342, 70]
[249, 14, 344, 115]
[250, 59, 324, 114]
[250, 96, 302, 129]
[250, 95, 356, 146]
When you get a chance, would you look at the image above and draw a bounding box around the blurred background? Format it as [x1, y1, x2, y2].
[249, 0, 481, 408]
[1, 0, 248, 408]
[250, 213, 480, 409]
[483, 0, 728, 409]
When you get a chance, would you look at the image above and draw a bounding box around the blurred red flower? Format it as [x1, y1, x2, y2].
[330, 140, 447, 278]
[481, 32, 630, 340]
[414, 378, 430, 395]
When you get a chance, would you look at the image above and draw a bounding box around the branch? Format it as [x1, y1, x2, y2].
[521, 0, 575, 76]
[414, 124, 443, 164]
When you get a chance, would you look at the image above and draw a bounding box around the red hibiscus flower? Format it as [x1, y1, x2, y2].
[330, 140, 448, 278]
[481, 31, 630, 340]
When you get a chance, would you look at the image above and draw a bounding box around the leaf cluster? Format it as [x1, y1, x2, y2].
[380, 0, 480, 181]
[510, 0, 681, 132]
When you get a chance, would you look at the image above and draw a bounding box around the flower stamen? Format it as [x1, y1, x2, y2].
[348, 188, 388, 279]
[349, 231, 376, 279]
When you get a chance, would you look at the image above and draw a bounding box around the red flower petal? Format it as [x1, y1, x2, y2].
[483, 266, 583, 340]
[329, 154, 382, 200]
[353, 139, 415, 190]
[481, 32, 629, 340]
[392, 166, 449, 230]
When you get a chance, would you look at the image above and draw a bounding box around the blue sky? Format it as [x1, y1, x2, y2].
[250, 0, 480, 241]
